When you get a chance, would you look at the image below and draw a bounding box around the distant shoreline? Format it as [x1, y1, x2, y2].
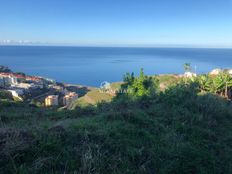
[1, 44, 232, 50]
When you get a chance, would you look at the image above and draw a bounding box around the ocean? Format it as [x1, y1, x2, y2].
[0, 46, 232, 87]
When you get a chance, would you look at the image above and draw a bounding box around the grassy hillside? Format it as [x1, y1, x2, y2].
[73, 88, 113, 106]
[1, 73, 232, 173]
[72, 76, 180, 107]
[72, 82, 124, 107]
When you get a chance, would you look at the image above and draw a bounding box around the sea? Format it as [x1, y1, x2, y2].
[0, 46, 232, 87]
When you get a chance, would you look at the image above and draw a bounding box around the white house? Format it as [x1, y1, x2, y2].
[184, 72, 197, 78]
[7, 89, 23, 101]
[0, 76, 18, 86]
[209, 69, 222, 75]
[227, 69, 232, 75]
[9, 76, 18, 85]
[45, 95, 59, 107]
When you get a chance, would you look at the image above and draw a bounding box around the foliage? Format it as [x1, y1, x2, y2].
[122, 68, 159, 97]
[0, 90, 13, 100]
[0, 65, 12, 73]
[15, 72, 26, 77]
[197, 72, 232, 98]
[183, 63, 192, 72]
[1, 71, 232, 173]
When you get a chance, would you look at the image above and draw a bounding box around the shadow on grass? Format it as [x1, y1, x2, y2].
[65, 85, 91, 97]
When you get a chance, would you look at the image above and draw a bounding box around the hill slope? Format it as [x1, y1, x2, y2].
[1, 80, 232, 173]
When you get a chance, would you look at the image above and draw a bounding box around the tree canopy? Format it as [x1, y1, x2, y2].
[0, 65, 12, 73]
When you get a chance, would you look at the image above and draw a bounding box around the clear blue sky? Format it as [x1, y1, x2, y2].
[0, 0, 232, 47]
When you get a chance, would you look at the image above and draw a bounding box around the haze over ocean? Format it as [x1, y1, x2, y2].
[0, 46, 232, 86]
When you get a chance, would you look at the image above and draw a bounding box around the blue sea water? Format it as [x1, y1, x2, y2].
[0, 46, 232, 86]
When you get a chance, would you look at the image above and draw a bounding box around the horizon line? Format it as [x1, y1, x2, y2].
[1, 43, 232, 49]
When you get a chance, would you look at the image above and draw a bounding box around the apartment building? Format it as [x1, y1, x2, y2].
[45, 95, 59, 107]
[63, 92, 78, 106]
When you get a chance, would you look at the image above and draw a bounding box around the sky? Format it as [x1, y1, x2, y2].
[0, 0, 232, 47]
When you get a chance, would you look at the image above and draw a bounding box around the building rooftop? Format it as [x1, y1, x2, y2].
[46, 95, 58, 99]
[0, 72, 42, 81]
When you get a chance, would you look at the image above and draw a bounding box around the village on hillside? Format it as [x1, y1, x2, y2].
[0, 66, 79, 107]
[1, 64, 232, 108]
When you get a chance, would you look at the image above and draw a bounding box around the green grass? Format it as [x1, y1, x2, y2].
[73, 88, 114, 107]
[156, 74, 182, 90]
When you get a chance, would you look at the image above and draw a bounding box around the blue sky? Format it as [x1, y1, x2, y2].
[0, 0, 232, 47]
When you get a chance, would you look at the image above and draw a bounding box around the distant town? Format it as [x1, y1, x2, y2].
[0, 66, 79, 108]
[2, 64, 232, 109]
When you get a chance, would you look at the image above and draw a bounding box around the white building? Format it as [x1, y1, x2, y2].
[63, 92, 78, 106]
[11, 83, 43, 90]
[44, 78, 56, 84]
[5, 76, 18, 85]
[45, 95, 59, 107]
[0, 76, 18, 86]
[184, 72, 197, 78]
[209, 69, 223, 75]
[7, 89, 23, 101]
[48, 85, 64, 92]
[227, 69, 232, 75]
[9, 76, 18, 84]
[11, 83, 32, 89]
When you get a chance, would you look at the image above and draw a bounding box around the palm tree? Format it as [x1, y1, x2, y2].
[183, 63, 191, 72]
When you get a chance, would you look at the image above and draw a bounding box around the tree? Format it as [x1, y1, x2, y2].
[197, 72, 232, 98]
[122, 68, 159, 97]
[15, 72, 26, 77]
[0, 65, 11, 73]
[123, 72, 135, 86]
[183, 63, 192, 72]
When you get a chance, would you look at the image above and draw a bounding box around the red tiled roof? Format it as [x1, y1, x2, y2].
[0, 72, 42, 81]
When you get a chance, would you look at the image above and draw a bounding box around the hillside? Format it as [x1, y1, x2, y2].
[1, 71, 232, 173]
[72, 76, 179, 107]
